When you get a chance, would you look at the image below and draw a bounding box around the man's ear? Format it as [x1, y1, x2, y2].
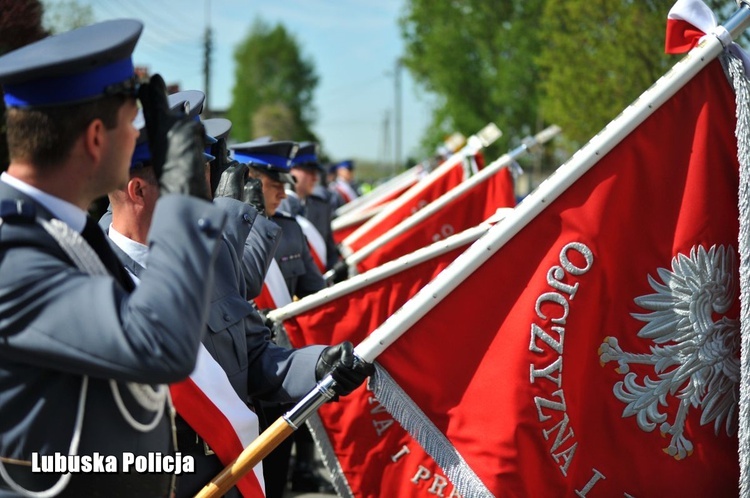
[82, 118, 106, 164]
[127, 177, 148, 205]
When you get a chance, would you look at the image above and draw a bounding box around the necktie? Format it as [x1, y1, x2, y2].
[80, 216, 135, 292]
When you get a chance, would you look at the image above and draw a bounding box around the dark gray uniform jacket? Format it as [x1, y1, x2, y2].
[0, 182, 226, 498]
[270, 211, 326, 299]
[203, 198, 323, 403]
[279, 191, 339, 271]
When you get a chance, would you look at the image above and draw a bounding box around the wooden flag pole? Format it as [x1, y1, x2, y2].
[196, 6, 750, 496]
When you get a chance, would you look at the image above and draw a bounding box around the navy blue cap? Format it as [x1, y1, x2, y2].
[131, 89, 215, 168]
[0, 19, 143, 107]
[291, 142, 323, 172]
[334, 159, 354, 171]
[229, 139, 298, 184]
[202, 118, 232, 142]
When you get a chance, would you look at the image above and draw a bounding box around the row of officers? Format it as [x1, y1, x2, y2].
[0, 18, 372, 498]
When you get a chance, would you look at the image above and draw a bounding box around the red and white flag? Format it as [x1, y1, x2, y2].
[341, 124, 501, 256]
[254, 259, 292, 311]
[344, 17, 745, 496]
[170, 345, 265, 497]
[341, 158, 466, 255]
[351, 162, 515, 273]
[295, 215, 327, 273]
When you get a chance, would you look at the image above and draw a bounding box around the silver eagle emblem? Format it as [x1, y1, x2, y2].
[599, 245, 739, 459]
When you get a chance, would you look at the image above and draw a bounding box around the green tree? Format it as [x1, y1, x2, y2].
[229, 18, 319, 143]
[536, 0, 675, 150]
[399, 0, 547, 159]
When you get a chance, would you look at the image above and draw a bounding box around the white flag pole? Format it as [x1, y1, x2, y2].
[196, 6, 750, 497]
[333, 165, 422, 218]
[268, 210, 511, 323]
[356, 15, 749, 362]
[339, 122, 503, 255]
[330, 202, 388, 233]
[344, 125, 561, 274]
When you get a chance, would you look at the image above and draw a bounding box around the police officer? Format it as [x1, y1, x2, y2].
[205, 118, 282, 300]
[230, 139, 326, 299]
[0, 20, 225, 497]
[106, 93, 373, 497]
[280, 142, 341, 271]
[230, 139, 334, 496]
[330, 159, 360, 206]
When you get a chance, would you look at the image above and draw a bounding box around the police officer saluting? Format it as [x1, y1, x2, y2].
[0, 20, 226, 497]
[230, 139, 326, 299]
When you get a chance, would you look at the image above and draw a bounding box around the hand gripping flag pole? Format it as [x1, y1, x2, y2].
[343, 125, 561, 275]
[195, 4, 750, 496]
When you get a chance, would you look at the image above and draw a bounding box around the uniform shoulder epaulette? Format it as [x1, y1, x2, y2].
[0, 199, 36, 224]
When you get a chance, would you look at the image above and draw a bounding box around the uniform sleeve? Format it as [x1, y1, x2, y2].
[242, 215, 282, 299]
[212, 197, 257, 259]
[243, 309, 326, 403]
[0, 195, 227, 384]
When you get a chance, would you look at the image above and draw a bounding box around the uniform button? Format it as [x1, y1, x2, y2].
[223, 313, 231, 321]
[198, 218, 218, 237]
[242, 213, 252, 223]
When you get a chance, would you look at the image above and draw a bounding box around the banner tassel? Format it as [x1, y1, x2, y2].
[370, 364, 492, 497]
[725, 49, 750, 498]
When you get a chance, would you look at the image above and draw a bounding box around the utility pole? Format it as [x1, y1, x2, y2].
[203, 0, 212, 115]
[382, 110, 391, 171]
[394, 58, 402, 176]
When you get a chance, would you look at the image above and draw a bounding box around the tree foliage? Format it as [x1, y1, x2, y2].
[400, 0, 742, 159]
[229, 18, 319, 143]
[399, 0, 546, 158]
[42, 0, 94, 34]
[537, 0, 674, 148]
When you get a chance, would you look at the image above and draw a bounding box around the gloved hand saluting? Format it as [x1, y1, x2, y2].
[315, 341, 374, 397]
[138, 74, 209, 200]
[243, 177, 266, 217]
[214, 161, 250, 200]
[213, 163, 267, 217]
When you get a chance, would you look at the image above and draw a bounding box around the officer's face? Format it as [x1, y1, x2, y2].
[338, 168, 353, 182]
[291, 167, 318, 199]
[259, 174, 286, 216]
[103, 99, 140, 191]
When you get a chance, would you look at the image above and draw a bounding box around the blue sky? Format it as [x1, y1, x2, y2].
[45, 0, 434, 164]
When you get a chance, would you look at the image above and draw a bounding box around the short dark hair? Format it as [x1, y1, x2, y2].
[6, 95, 127, 169]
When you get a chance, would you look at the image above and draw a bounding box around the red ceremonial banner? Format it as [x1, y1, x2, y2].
[342, 156, 467, 255]
[282, 243, 470, 497]
[354, 166, 515, 273]
[368, 59, 740, 496]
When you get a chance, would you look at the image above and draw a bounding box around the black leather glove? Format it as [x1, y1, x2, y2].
[138, 74, 182, 179]
[157, 119, 210, 199]
[330, 259, 349, 284]
[315, 341, 374, 397]
[214, 161, 249, 200]
[139, 74, 209, 199]
[243, 176, 266, 217]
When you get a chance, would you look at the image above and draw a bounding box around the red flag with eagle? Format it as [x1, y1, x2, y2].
[318, 3, 744, 495]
